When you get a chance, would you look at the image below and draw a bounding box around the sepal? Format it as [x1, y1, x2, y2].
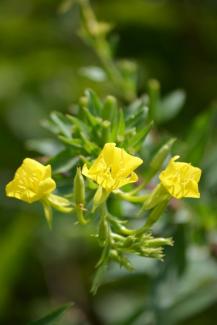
[47, 194, 73, 213]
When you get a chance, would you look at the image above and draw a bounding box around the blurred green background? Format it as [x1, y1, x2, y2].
[1, 0, 217, 324]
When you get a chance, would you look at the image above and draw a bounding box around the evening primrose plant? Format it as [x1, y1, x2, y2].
[5, 0, 202, 294]
[5, 89, 202, 293]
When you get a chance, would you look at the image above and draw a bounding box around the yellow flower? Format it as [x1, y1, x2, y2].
[82, 143, 143, 192]
[159, 156, 201, 199]
[6, 158, 56, 203]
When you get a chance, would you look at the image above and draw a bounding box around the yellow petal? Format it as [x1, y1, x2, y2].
[82, 164, 90, 178]
[117, 172, 138, 188]
[38, 178, 56, 197]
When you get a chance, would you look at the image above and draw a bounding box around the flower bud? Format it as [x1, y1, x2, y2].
[92, 186, 109, 212]
[144, 237, 173, 248]
[74, 167, 88, 224]
[150, 138, 176, 172]
[139, 184, 170, 213]
[98, 218, 109, 246]
[103, 96, 118, 123]
[74, 167, 85, 205]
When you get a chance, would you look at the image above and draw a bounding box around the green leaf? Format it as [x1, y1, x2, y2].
[91, 264, 107, 295]
[29, 302, 73, 325]
[26, 138, 63, 157]
[156, 251, 217, 324]
[185, 109, 212, 164]
[110, 107, 125, 142]
[79, 66, 107, 82]
[150, 138, 176, 172]
[128, 94, 148, 114]
[102, 95, 118, 123]
[50, 112, 72, 138]
[49, 149, 80, 174]
[117, 108, 125, 140]
[126, 105, 148, 128]
[80, 106, 101, 127]
[58, 136, 83, 149]
[42, 201, 53, 229]
[156, 89, 186, 123]
[85, 89, 102, 116]
[148, 79, 160, 121]
[41, 119, 61, 135]
[129, 121, 154, 149]
[66, 114, 90, 136]
[79, 133, 99, 154]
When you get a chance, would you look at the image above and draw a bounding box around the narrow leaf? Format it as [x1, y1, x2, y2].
[85, 89, 102, 116]
[29, 302, 73, 325]
[156, 90, 186, 123]
[50, 112, 72, 138]
[91, 264, 107, 295]
[129, 121, 154, 148]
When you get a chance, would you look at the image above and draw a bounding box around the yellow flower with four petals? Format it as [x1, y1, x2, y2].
[82, 143, 143, 192]
[159, 156, 201, 199]
[6, 158, 56, 203]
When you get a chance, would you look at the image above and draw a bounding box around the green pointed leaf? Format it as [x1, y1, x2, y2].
[150, 138, 176, 171]
[166, 255, 217, 324]
[49, 149, 80, 174]
[58, 136, 83, 149]
[80, 133, 99, 154]
[91, 264, 107, 295]
[42, 201, 53, 229]
[102, 95, 118, 122]
[157, 90, 186, 123]
[29, 302, 73, 325]
[66, 114, 90, 136]
[126, 105, 148, 128]
[185, 109, 212, 164]
[85, 89, 102, 116]
[117, 108, 125, 140]
[50, 112, 72, 138]
[128, 95, 148, 114]
[26, 138, 63, 157]
[80, 105, 101, 127]
[129, 121, 154, 149]
[148, 79, 161, 121]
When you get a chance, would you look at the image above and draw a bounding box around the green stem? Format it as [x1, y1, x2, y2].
[115, 189, 149, 203]
[75, 205, 88, 224]
[108, 197, 169, 237]
[108, 214, 135, 235]
[98, 201, 112, 245]
[78, 0, 136, 101]
[122, 172, 155, 196]
[126, 181, 147, 196]
[135, 200, 169, 236]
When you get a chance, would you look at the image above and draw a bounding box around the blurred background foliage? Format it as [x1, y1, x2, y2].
[1, 0, 217, 324]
